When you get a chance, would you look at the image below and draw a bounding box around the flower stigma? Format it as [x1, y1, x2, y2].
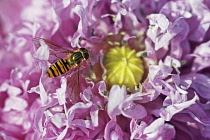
[104, 46, 144, 89]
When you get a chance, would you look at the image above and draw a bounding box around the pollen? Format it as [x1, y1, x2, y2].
[104, 46, 144, 88]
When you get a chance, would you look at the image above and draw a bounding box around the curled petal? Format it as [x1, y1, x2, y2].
[3, 97, 28, 111]
[51, 113, 66, 129]
[160, 92, 197, 121]
[107, 85, 127, 118]
[56, 77, 67, 105]
[120, 93, 147, 119]
[104, 118, 124, 140]
[191, 73, 210, 99]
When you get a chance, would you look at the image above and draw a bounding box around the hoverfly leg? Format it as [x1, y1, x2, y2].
[80, 65, 86, 68]
[61, 50, 72, 54]
[54, 54, 62, 59]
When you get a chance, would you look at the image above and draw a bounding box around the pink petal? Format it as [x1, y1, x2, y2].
[120, 93, 147, 119]
[107, 85, 127, 118]
[56, 77, 67, 105]
[3, 97, 28, 111]
[160, 92, 197, 121]
[104, 118, 124, 140]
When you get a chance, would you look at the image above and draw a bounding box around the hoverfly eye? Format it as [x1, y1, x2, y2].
[84, 53, 89, 60]
[79, 48, 86, 51]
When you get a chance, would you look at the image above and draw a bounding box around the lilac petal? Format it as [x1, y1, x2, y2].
[72, 119, 94, 130]
[135, 90, 160, 103]
[185, 104, 209, 125]
[71, 32, 81, 48]
[188, 0, 210, 42]
[149, 61, 173, 81]
[104, 118, 124, 140]
[111, 1, 126, 15]
[160, 1, 192, 20]
[160, 92, 197, 121]
[155, 17, 183, 50]
[0, 83, 22, 96]
[131, 118, 175, 140]
[147, 14, 169, 44]
[72, 5, 87, 47]
[53, 0, 70, 9]
[144, 118, 165, 134]
[115, 13, 123, 28]
[130, 119, 147, 139]
[194, 40, 210, 57]
[56, 106, 77, 140]
[56, 77, 67, 105]
[120, 93, 147, 119]
[51, 113, 66, 129]
[158, 61, 173, 77]
[173, 106, 210, 139]
[122, 0, 140, 11]
[68, 131, 84, 140]
[107, 85, 127, 118]
[33, 107, 47, 133]
[0, 132, 19, 140]
[38, 78, 49, 105]
[33, 39, 49, 60]
[144, 118, 175, 140]
[121, 103, 147, 119]
[90, 105, 99, 127]
[67, 102, 92, 118]
[3, 97, 28, 111]
[73, 102, 92, 111]
[147, 14, 185, 50]
[186, 105, 210, 138]
[56, 125, 69, 140]
[200, 125, 210, 138]
[191, 41, 210, 72]
[98, 81, 107, 97]
[28, 77, 52, 106]
[82, 88, 92, 102]
[148, 14, 169, 32]
[172, 75, 192, 94]
[164, 56, 181, 70]
[191, 73, 210, 98]
[170, 18, 189, 59]
[71, 5, 93, 47]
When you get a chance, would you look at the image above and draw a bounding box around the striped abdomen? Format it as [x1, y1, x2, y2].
[46, 58, 72, 77]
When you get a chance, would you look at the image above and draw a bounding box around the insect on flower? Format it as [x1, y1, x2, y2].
[32, 37, 90, 103]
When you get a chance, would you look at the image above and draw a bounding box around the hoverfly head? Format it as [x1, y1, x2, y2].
[79, 48, 90, 60]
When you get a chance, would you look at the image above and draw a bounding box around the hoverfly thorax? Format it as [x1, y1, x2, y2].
[68, 48, 89, 65]
[79, 48, 90, 60]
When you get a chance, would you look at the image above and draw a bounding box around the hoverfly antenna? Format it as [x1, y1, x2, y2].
[87, 47, 92, 53]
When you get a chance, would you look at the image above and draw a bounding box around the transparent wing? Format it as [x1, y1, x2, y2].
[66, 66, 81, 104]
[32, 37, 73, 63]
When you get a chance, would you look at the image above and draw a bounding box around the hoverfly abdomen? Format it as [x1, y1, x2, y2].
[46, 58, 72, 77]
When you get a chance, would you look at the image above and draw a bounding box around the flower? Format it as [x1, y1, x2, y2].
[0, 0, 210, 139]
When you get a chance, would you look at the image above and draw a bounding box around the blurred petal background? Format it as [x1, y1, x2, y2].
[0, 0, 210, 139]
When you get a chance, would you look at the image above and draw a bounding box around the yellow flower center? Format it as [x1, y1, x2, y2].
[104, 46, 144, 88]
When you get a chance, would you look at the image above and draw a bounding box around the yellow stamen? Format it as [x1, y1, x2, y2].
[104, 46, 144, 88]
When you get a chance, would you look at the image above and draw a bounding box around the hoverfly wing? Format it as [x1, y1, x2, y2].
[32, 37, 73, 63]
[32, 37, 65, 50]
[66, 66, 81, 104]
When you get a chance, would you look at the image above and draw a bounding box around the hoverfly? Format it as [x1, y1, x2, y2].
[32, 37, 90, 103]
